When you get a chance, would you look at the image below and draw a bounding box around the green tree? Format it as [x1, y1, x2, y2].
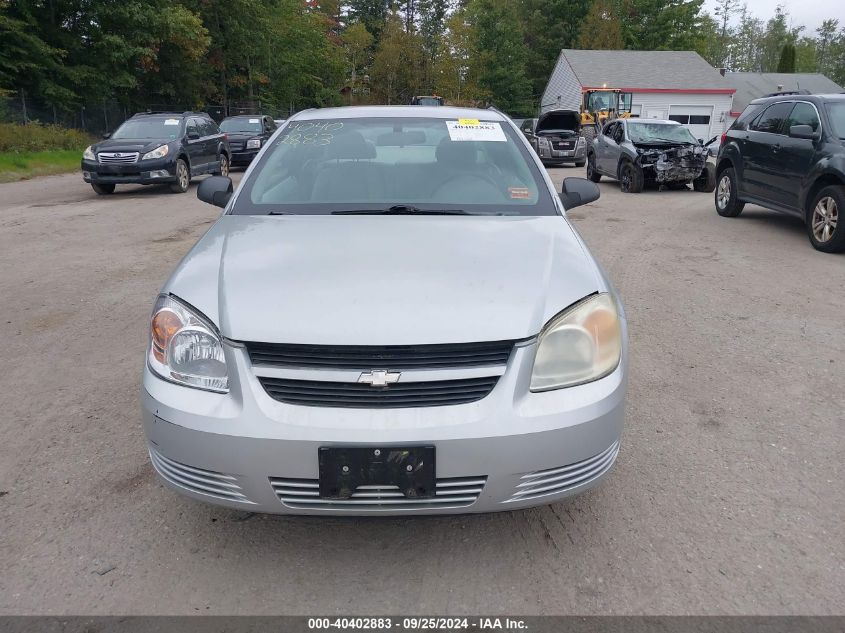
[776, 43, 796, 72]
[371, 10, 425, 103]
[576, 0, 625, 50]
[624, 0, 707, 52]
[348, 0, 390, 39]
[759, 6, 802, 72]
[731, 4, 764, 71]
[465, 0, 532, 114]
[343, 21, 375, 103]
[712, 0, 738, 67]
[522, 0, 591, 100]
[431, 11, 483, 104]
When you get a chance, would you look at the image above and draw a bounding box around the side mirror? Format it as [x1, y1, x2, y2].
[197, 176, 233, 209]
[187, 131, 201, 141]
[560, 177, 600, 210]
[789, 124, 818, 140]
[697, 138, 704, 145]
[101, 132, 111, 139]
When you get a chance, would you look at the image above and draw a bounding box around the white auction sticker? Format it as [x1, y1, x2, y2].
[164, 119, 180, 125]
[446, 120, 507, 142]
[249, 118, 260, 123]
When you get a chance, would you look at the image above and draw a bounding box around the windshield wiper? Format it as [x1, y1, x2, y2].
[332, 205, 471, 216]
[268, 210, 295, 215]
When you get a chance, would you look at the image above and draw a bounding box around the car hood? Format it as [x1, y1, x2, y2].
[94, 138, 171, 154]
[537, 110, 580, 134]
[163, 215, 603, 345]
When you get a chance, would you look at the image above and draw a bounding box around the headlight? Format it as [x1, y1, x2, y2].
[148, 295, 228, 393]
[530, 293, 622, 391]
[538, 137, 550, 150]
[142, 144, 169, 160]
[576, 136, 585, 147]
[83, 146, 95, 160]
[246, 138, 262, 150]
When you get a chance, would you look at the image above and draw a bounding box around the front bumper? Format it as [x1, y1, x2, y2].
[231, 149, 259, 165]
[539, 145, 586, 164]
[142, 340, 627, 515]
[81, 158, 178, 185]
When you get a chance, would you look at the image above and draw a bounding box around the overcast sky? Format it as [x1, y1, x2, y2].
[702, 0, 844, 33]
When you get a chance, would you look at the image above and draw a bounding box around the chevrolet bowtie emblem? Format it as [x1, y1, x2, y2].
[358, 370, 401, 388]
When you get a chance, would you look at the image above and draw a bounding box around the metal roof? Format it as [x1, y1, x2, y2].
[724, 72, 845, 112]
[557, 49, 733, 91]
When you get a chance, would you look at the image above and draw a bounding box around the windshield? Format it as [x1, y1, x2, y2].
[232, 117, 555, 216]
[826, 102, 845, 139]
[112, 117, 183, 139]
[221, 118, 263, 133]
[587, 92, 612, 111]
[627, 122, 697, 144]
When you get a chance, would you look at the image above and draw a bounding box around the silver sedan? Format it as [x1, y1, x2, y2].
[142, 106, 628, 515]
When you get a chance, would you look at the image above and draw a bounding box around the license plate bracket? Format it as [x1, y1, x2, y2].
[318, 446, 436, 500]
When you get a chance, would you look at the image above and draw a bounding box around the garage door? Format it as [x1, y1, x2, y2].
[668, 105, 713, 140]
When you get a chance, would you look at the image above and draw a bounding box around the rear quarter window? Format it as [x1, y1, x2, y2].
[732, 104, 764, 130]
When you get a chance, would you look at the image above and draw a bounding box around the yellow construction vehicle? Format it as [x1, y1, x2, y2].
[580, 88, 633, 143]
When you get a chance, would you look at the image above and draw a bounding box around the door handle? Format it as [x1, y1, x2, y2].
[772, 144, 780, 152]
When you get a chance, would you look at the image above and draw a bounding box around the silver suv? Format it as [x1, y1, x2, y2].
[142, 106, 628, 515]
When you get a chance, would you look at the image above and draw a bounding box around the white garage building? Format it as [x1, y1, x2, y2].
[541, 49, 736, 141]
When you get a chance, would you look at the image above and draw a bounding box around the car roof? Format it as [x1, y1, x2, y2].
[749, 93, 845, 106]
[293, 105, 506, 122]
[224, 114, 269, 119]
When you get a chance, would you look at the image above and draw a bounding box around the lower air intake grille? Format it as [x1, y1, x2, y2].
[504, 441, 620, 503]
[149, 448, 253, 504]
[245, 340, 515, 370]
[270, 476, 486, 510]
[259, 376, 499, 408]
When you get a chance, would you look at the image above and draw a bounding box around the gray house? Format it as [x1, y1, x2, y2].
[541, 49, 736, 140]
[723, 72, 844, 125]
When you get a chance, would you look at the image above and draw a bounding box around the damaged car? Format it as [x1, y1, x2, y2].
[521, 110, 586, 167]
[586, 119, 715, 193]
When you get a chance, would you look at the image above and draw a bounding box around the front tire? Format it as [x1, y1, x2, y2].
[806, 185, 845, 253]
[91, 183, 115, 195]
[619, 159, 643, 193]
[714, 167, 744, 217]
[586, 153, 601, 182]
[693, 163, 716, 193]
[170, 159, 190, 193]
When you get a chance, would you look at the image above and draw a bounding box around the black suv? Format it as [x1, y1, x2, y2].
[81, 112, 230, 195]
[219, 114, 277, 166]
[715, 93, 845, 252]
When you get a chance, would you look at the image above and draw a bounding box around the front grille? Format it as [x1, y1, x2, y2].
[245, 340, 515, 370]
[504, 441, 620, 503]
[270, 476, 486, 510]
[259, 376, 499, 408]
[97, 152, 139, 164]
[555, 141, 576, 149]
[149, 448, 253, 504]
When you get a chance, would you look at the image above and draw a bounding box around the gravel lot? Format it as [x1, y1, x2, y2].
[0, 167, 842, 615]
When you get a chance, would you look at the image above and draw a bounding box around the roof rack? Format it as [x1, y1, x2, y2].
[763, 89, 812, 97]
[131, 110, 207, 117]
